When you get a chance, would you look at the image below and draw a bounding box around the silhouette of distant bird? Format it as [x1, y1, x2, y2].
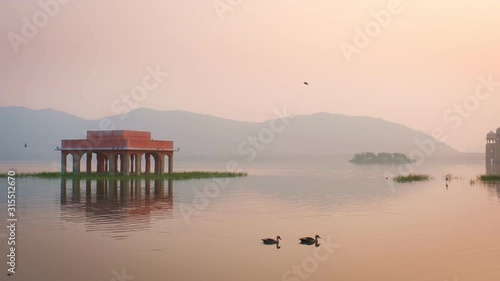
[303, 82, 309, 86]
[24, 143, 28, 148]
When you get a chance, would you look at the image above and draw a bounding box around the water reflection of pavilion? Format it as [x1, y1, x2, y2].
[60, 179, 173, 239]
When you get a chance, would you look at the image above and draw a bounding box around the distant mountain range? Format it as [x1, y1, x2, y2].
[0, 106, 459, 161]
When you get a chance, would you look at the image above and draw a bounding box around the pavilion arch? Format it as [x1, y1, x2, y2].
[151, 153, 162, 174]
[80, 152, 100, 173]
[61, 151, 84, 173]
[128, 153, 143, 175]
[94, 152, 109, 173]
[61, 152, 71, 173]
[164, 153, 173, 174]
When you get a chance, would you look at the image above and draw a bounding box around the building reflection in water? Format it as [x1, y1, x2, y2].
[484, 160, 500, 199]
[60, 178, 173, 239]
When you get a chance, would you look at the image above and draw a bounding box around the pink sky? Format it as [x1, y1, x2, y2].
[1, 0, 499, 152]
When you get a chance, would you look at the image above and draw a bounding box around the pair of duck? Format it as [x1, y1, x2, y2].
[262, 235, 321, 245]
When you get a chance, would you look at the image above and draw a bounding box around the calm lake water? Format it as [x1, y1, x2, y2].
[1, 157, 500, 281]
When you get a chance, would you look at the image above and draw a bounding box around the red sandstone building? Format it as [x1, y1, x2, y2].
[60, 130, 175, 175]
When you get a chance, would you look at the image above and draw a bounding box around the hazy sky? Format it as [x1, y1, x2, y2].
[1, 0, 499, 152]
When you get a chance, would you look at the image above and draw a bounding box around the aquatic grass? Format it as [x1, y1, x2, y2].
[393, 173, 431, 183]
[478, 174, 500, 182]
[0, 171, 247, 181]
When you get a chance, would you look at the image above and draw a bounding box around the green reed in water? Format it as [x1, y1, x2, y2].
[393, 173, 431, 183]
[478, 175, 500, 182]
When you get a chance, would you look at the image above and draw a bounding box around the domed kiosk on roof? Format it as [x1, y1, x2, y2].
[487, 130, 496, 142]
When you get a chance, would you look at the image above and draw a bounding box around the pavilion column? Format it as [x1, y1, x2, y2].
[108, 154, 116, 175]
[86, 152, 92, 173]
[130, 155, 135, 173]
[135, 153, 142, 175]
[61, 152, 67, 174]
[151, 154, 156, 173]
[145, 153, 151, 174]
[96, 154, 100, 172]
[104, 156, 109, 172]
[96, 154, 103, 173]
[120, 155, 124, 173]
[161, 155, 165, 174]
[168, 153, 173, 174]
[157, 154, 164, 175]
[72, 153, 81, 174]
[133, 155, 137, 173]
[159, 154, 165, 175]
[152, 155, 156, 174]
[113, 155, 118, 173]
[123, 153, 130, 175]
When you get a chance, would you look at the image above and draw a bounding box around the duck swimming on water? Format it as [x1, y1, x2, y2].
[299, 235, 321, 245]
[262, 236, 281, 245]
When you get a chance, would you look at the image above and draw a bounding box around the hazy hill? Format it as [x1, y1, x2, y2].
[0, 107, 458, 161]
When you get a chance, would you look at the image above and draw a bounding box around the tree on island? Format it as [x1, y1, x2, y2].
[349, 152, 416, 164]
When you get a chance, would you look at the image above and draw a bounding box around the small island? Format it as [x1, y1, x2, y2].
[349, 152, 416, 165]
